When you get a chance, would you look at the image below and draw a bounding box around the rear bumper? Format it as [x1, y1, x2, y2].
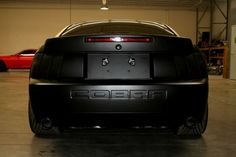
[29, 78, 208, 126]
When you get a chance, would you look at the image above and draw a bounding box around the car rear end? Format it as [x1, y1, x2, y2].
[29, 21, 208, 136]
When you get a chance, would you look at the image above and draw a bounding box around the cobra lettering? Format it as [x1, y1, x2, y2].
[71, 90, 166, 100]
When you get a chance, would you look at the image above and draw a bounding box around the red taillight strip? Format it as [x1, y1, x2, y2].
[85, 37, 153, 42]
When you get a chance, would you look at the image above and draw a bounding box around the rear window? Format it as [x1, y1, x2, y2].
[62, 22, 176, 37]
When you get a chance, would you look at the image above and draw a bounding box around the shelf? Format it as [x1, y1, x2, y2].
[209, 56, 224, 59]
[199, 46, 229, 78]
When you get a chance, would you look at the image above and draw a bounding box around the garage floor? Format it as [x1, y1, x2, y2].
[0, 71, 236, 157]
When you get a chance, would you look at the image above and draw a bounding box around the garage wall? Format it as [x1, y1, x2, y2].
[229, 0, 236, 79]
[0, 2, 70, 54]
[0, 2, 196, 54]
[212, 2, 228, 41]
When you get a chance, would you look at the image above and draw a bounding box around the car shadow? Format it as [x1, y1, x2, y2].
[30, 127, 207, 157]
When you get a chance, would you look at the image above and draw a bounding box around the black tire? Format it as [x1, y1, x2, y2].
[0, 60, 8, 72]
[176, 105, 208, 136]
[28, 101, 62, 136]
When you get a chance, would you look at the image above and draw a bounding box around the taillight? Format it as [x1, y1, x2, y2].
[85, 37, 152, 42]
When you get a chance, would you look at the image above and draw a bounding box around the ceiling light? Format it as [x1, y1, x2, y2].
[101, 0, 109, 10]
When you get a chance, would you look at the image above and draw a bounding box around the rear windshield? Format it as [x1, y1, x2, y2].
[61, 22, 176, 37]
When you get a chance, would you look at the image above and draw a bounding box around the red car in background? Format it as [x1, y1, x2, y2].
[0, 49, 37, 72]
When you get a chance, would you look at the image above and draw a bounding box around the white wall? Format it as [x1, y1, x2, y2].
[0, 2, 70, 54]
[212, 1, 228, 41]
[230, 0, 236, 79]
[0, 2, 197, 54]
[232, 0, 236, 8]
[230, 25, 236, 79]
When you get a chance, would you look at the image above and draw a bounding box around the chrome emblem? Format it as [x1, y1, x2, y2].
[102, 58, 109, 66]
[128, 58, 136, 66]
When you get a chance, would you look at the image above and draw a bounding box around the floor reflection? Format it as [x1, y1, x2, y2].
[30, 128, 207, 157]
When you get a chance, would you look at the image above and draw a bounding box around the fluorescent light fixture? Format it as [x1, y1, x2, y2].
[101, 5, 109, 10]
[101, 0, 109, 10]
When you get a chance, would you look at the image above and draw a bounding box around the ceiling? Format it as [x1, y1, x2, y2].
[0, 0, 227, 9]
[76, 0, 205, 8]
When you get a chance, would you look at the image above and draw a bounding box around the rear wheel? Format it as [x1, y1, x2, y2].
[0, 60, 8, 72]
[175, 105, 208, 136]
[28, 101, 62, 136]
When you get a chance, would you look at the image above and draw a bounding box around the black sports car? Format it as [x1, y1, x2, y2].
[29, 20, 208, 136]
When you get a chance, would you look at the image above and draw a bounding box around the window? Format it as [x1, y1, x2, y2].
[62, 22, 176, 37]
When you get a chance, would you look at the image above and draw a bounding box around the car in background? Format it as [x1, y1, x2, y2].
[29, 20, 208, 136]
[0, 49, 37, 72]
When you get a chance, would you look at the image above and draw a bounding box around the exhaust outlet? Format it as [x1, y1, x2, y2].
[186, 116, 198, 128]
[41, 118, 53, 129]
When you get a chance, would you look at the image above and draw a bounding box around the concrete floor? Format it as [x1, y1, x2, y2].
[0, 71, 236, 157]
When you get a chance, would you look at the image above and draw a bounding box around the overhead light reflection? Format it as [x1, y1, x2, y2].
[101, 0, 109, 10]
